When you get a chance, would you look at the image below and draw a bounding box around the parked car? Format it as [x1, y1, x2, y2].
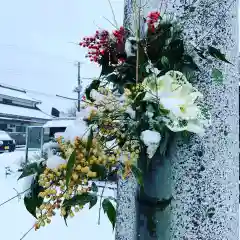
[0, 131, 16, 153]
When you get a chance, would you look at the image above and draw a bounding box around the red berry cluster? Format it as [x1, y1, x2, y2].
[80, 27, 127, 65]
[79, 30, 110, 62]
[146, 11, 160, 32]
[113, 26, 125, 44]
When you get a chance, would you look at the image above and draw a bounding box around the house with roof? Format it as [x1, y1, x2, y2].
[0, 84, 51, 134]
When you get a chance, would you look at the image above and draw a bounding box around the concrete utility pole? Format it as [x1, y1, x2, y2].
[115, 1, 239, 240]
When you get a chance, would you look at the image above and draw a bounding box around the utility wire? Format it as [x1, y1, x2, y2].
[0, 79, 94, 101]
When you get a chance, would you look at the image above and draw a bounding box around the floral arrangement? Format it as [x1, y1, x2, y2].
[18, 9, 230, 233]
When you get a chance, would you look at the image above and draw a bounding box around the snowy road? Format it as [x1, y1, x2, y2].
[0, 150, 115, 240]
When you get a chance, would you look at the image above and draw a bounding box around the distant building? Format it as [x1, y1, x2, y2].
[0, 84, 51, 135]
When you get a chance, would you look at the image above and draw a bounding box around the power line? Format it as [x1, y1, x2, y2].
[0, 82, 78, 101]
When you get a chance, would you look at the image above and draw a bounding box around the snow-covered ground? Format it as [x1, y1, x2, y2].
[0, 150, 115, 240]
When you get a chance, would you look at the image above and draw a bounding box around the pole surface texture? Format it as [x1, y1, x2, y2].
[116, 0, 239, 240]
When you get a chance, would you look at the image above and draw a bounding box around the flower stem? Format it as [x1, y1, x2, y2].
[0, 188, 30, 208]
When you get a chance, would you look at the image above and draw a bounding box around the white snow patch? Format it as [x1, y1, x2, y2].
[43, 141, 59, 151]
[43, 119, 75, 128]
[125, 106, 136, 119]
[63, 119, 90, 142]
[125, 37, 137, 57]
[46, 155, 66, 170]
[106, 139, 117, 149]
[90, 89, 105, 103]
[21, 174, 36, 194]
[76, 106, 98, 120]
[0, 131, 12, 140]
[0, 103, 50, 119]
[140, 130, 161, 159]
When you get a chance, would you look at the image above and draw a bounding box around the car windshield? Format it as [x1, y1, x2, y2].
[0, 131, 12, 140]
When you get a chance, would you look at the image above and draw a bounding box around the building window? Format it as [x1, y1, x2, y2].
[2, 98, 13, 104]
[0, 124, 7, 130]
[16, 126, 26, 133]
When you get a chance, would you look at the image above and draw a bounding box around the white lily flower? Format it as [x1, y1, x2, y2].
[142, 70, 210, 135]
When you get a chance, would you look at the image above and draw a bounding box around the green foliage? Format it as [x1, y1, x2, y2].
[208, 46, 231, 64]
[161, 56, 169, 69]
[130, 165, 143, 187]
[64, 206, 71, 226]
[212, 68, 223, 84]
[102, 198, 116, 230]
[85, 80, 100, 101]
[86, 127, 93, 160]
[91, 182, 98, 192]
[63, 192, 98, 209]
[24, 174, 44, 218]
[91, 164, 107, 180]
[66, 150, 76, 188]
[63, 192, 98, 226]
[18, 162, 41, 180]
[194, 47, 207, 59]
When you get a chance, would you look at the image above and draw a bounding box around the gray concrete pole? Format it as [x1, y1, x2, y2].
[116, 0, 239, 240]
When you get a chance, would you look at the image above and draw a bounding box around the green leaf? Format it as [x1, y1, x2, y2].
[131, 165, 144, 187]
[208, 46, 231, 64]
[85, 80, 100, 101]
[89, 194, 98, 209]
[102, 198, 116, 230]
[18, 162, 39, 180]
[211, 68, 223, 84]
[24, 175, 44, 218]
[194, 48, 207, 59]
[86, 127, 93, 160]
[63, 206, 71, 226]
[161, 56, 169, 69]
[66, 150, 76, 189]
[63, 192, 96, 208]
[91, 182, 98, 192]
[91, 164, 107, 180]
[182, 55, 199, 71]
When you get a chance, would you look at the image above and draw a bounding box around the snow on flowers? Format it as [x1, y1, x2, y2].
[18, 8, 233, 233]
[142, 71, 210, 135]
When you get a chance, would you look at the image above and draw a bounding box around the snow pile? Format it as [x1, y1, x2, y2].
[140, 130, 161, 158]
[0, 131, 12, 140]
[62, 114, 90, 142]
[46, 155, 66, 170]
[21, 174, 36, 195]
[0, 103, 50, 120]
[43, 141, 59, 152]
[76, 106, 97, 120]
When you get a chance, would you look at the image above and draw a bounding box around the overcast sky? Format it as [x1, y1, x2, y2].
[0, 0, 124, 112]
[0, 1, 239, 113]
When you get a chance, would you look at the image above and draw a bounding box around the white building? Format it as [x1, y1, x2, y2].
[0, 84, 51, 134]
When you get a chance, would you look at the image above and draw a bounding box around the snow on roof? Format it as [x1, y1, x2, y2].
[0, 103, 51, 120]
[0, 85, 40, 102]
[26, 92, 75, 116]
[43, 119, 75, 128]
